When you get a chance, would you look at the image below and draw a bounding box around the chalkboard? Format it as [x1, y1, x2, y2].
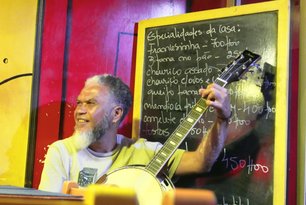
[133, 3, 290, 205]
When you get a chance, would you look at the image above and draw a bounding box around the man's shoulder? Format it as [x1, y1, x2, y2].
[50, 137, 72, 146]
[48, 137, 76, 154]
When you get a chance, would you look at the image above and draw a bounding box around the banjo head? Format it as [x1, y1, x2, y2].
[101, 166, 174, 205]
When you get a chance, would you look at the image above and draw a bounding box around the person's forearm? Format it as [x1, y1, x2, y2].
[175, 118, 228, 175]
[195, 117, 228, 172]
[175, 83, 230, 175]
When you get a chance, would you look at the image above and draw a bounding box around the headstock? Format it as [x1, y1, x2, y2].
[218, 50, 261, 86]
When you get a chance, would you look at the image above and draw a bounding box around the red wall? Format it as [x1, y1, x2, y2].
[33, 0, 68, 188]
[33, 0, 188, 189]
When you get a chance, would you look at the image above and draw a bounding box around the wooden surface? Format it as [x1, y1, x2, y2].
[0, 195, 83, 205]
[0, 186, 83, 205]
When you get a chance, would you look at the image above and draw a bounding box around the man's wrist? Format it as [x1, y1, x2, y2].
[217, 111, 232, 122]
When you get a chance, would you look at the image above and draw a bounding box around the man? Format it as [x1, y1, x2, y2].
[39, 74, 231, 192]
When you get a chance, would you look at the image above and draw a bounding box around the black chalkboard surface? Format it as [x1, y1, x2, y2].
[133, 6, 286, 205]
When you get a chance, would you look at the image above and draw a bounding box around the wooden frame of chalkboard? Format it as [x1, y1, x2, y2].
[132, 1, 290, 205]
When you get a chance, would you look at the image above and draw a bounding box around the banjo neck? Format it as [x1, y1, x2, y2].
[145, 97, 209, 176]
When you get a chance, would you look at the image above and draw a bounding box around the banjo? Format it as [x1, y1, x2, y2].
[97, 50, 261, 205]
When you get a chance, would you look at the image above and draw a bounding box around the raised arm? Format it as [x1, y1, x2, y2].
[175, 83, 231, 174]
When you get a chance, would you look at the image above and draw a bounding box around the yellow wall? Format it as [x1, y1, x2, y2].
[298, 0, 306, 203]
[0, 0, 38, 186]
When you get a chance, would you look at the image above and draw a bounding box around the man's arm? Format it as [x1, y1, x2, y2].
[175, 83, 231, 174]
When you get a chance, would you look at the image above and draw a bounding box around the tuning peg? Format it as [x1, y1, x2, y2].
[255, 83, 262, 87]
[251, 63, 262, 71]
[240, 76, 248, 81]
[248, 69, 254, 73]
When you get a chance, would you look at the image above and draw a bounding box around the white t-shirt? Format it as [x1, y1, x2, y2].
[38, 134, 184, 192]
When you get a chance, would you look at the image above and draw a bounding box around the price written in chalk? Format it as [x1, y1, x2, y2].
[221, 148, 269, 174]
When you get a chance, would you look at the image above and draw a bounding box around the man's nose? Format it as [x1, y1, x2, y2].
[76, 104, 87, 114]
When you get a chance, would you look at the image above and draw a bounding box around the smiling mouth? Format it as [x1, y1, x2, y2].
[77, 118, 89, 123]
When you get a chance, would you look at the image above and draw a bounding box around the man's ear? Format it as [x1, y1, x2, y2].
[112, 106, 123, 124]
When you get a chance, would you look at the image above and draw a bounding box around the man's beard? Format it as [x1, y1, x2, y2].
[72, 115, 111, 150]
